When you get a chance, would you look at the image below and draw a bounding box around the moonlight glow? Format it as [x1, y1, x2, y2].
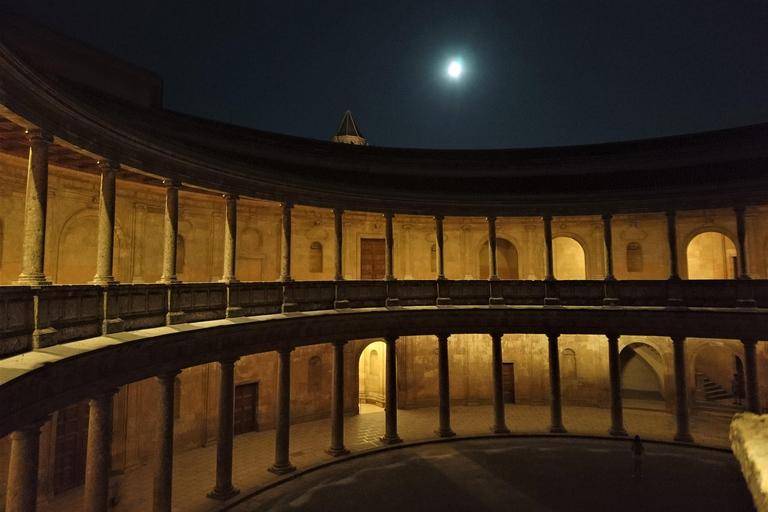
[448, 61, 462, 78]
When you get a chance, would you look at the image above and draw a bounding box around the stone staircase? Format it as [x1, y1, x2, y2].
[696, 376, 745, 416]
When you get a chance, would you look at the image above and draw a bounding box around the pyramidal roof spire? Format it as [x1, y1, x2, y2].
[332, 110, 366, 145]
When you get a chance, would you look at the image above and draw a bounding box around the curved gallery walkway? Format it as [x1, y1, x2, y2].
[236, 438, 753, 512]
[35, 404, 740, 512]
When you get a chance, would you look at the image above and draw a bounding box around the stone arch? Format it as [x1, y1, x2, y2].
[478, 237, 520, 279]
[55, 209, 127, 284]
[620, 342, 665, 401]
[552, 235, 587, 280]
[683, 228, 738, 280]
[356, 339, 386, 410]
[688, 339, 745, 403]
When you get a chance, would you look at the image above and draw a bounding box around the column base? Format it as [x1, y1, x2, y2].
[333, 300, 350, 309]
[673, 432, 694, 443]
[488, 297, 505, 306]
[385, 297, 400, 307]
[14, 275, 51, 286]
[490, 425, 510, 434]
[325, 447, 350, 457]
[436, 297, 452, 306]
[268, 463, 296, 475]
[281, 303, 299, 313]
[435, 428, 456, 438]
[90, 277, 119, 286]
[380, 435, 403, 445]
[157, 278, 181, 284]
[207, 486, 240, 501]
[218, 278, 240, 284]
[548, 425, 567, 434]
[609, 427, 628, 437]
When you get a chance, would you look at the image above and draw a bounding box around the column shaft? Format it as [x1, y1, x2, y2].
[602, 214, 615, 281]
[548, 333, 567, 433]
[735, 207, 750, 279]
[384, 213, 395, 281]
[491, 333, 510, 433]
[672, 336, 693, 442]
[435, 216, 446, 280]
[221, 195, 238, 283]
[84, 391, 117, 512]
[269, 348, 296, 474]
[17, 130, 52, 285]
[93, 162, 119, 285]
[208, 359, 240, 500]
[544, 216, 555, 281]
[666, 211, 680, 280]
[381, 336, 403, 444]
[435, 334, 455, 437]
[742, 340, 760, 414]
[327, 341, 350, 456]
[159, 182, 180, 284]
[5, 420, 46, 512]
[334, 209, 344, 281]
[487, 216, 499, 280]
[607, 335, 627, 436]
[280, 203, 293, 282]
[154, 371, 180, 512]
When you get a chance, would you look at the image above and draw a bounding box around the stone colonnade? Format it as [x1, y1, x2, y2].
[4, 332, 763, 511]
[10, 132, 755, 290]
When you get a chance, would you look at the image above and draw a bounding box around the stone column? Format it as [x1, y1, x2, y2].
[208, 358, 240, 500]
[280, 203, 293, 282]
[92, 161, 119, 285]
[269, 348, 296, 474]
[327, 341, 350, 456]
[671, 336, 693, 442]
[435, 334, 456, 437]
[384, 213, 395, 281]
[735, 207, 750, 279]
[333, 209, 344, 281]
[487, 216, 499, 280]
[606, 335, 627, 436]
[602, 214, 616, 281]
[159, 181, 181, 284]
[543, 215, 555, 281]
[154, 371, 180, 512]
[435, 216, 446, 280]
[490, 333, 510, 434]
[666, 211, 680, 280]
[84, 390, 117, 512]
[220, 195, 238, 283]
[742, 339, 760, 414]
[381, 336, 403, 444]
[547, 333, 567, 433]
[16, 129, 52, 285]
[5, 418, 47, 512]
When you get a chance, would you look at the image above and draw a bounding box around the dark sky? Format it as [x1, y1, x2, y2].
[4, 0, 768, 149]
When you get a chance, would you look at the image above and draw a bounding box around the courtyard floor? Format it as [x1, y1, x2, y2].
[38, 402, 742, 512]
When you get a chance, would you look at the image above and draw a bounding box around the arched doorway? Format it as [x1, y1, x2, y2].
[693, 344, 744, 405]
[479, 238, 519, 279]
[358, 341, 386, 413]
[620, 343, 664, 401]
[686, 232, 737, 279]
[553, 237, 586, 279]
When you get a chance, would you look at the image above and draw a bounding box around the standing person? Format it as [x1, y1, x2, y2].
[631, 435, 644, 478]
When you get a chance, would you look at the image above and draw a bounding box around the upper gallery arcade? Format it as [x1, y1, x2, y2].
[0, 15, 767, 512]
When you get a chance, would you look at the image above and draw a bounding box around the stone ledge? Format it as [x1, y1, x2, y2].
[730, 412, 768, 512]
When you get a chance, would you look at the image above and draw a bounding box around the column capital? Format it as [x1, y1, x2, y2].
[546, 332, 560, 341]
[383, 212, 395, 219]
[276, 346, 295, 356]
[91, 388, 119, 402]
[606, 333, 620, 343]
[333, 208, 345, 215]
[436, 333, 451, 342]
[25, 128, 53, 143]
[10, 416, 51, 438]
[384, 335, 398, 344]
[218, 357, 240, 367]
[665, 209, 677, 218]
[331, 340, 348, 348]
[543, 214, 553, 222]
[602, 213, 613, 221]
[223, 193, 239, 201]
[156, 370, 181, 384]
[434, 214, 445, 221]
[741, 339, 757, 347]
[97, 160, 120, 173]
[486, 215, 496, 222]
[671, 335, 686, 345]
[734, 205, 746, 214]
[281, 202, 294, 210]
[490, 332, 504, 341]
[163, 179, 182, 189]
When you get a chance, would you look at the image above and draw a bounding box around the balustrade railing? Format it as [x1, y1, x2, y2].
[0, 279, 763, 357]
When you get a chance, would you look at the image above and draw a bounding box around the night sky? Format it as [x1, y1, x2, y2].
[3, 0, 768, 149]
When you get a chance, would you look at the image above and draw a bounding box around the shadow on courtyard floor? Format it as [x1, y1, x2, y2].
[231, 437, 755, 512]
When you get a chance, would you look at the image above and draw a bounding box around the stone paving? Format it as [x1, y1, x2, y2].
[37, 403, 736, 512]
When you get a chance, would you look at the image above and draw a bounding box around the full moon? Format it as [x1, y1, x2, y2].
[448, 61, 462, 78]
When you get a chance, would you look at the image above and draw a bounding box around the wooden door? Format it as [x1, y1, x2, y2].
[360, 238, 386, 280]
[502, 363, 515, 403]
[53, 400, 90, 494]
[234, 383, 258, 435]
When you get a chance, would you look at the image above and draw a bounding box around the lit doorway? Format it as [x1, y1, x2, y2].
[358, 341, 386, 414]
